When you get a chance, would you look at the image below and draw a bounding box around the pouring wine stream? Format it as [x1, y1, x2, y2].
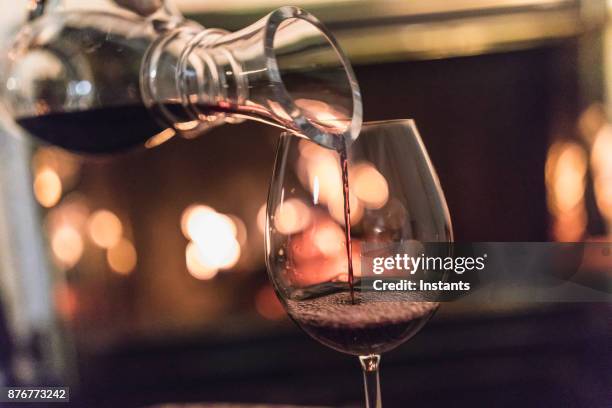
[339, 140, 356, 304]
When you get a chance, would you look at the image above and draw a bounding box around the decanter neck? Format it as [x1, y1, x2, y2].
[141, 6, 362, 148]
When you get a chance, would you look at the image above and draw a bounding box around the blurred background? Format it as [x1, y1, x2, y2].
[0, 0, 610, 407]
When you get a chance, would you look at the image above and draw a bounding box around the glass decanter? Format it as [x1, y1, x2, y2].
[2, 0, 362, 153]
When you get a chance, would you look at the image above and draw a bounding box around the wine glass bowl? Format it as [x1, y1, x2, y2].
[265, 119, 452, 407]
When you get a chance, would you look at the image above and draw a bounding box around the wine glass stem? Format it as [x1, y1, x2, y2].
[359, 354, 382, 408]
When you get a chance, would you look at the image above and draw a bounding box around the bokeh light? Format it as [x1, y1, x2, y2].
[589, 124, 612, 171]
[328, 190, 363, 226]
[313, 220, 345, 257]
[181, 205, 221, 241]
[45, 193, 89, 232]
[181, 205, 210, 238]
[351, 162, 389, 209]
[51, 225, 83, 268]
[88, 209, 123, 248]
[32, 146, 80, 189]
[228, 214, 248, 246]
[181, 205, 243, 274]
[186, 242, 219, 280]
[590, 126, 612, 223]
[193, 236, 241, 271]
[33, 167, 62, 208]
[274, 198, 312, 234]
[107, 238, 137, 275]
[545, 141, 588, 241]
[546, 142, 587, 213]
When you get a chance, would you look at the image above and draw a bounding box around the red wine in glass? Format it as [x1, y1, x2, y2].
[286, 291, 438, 356]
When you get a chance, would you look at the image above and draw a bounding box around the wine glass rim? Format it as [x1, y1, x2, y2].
[278, 118, 417, 140]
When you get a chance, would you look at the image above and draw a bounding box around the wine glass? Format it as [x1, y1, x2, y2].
[265, 119, 453, 407]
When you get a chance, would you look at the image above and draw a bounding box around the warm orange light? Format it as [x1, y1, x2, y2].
[286, 212, 362, 286]
[328, 190, 363, 226]
[145, 128, 176, 149]
[228, 214, 247, 246]
[313, 221, 345, 257]
[60, 194, 89, 227]
[194, 237, 241, 270]
[590, 126, 612, 226]
[274, 198, 312, 235]
[107, 238, 137, 275]
[296, 141, 341, 204]
[88, 209, 123, 248]
[595, 178, 612, 219]
[54, 283, 77, 321]
[307, 150, 342, 205]
[255, 285, 286, 320]
[180, 205, 229, 242]
[181, 205, 212, 239]
[175, 120, 199, 131]
[553, 206, 587, 242]
[33, 167, 62, 208]
[181, 205, 242, 271]
[186, 242, 219, 280]
[590, 125, 612, 172]
[545, 141, 588, 241]
[546, 142, 587, 214]
[296, 143, 364, 225]
[352, 162, 389, 209]
[555, 145, 587, 212]
[298, 138, 324, 159]
[32, 147, 80, 188]
[51, 225, 83, 268]
[44, 193, 89, 262]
